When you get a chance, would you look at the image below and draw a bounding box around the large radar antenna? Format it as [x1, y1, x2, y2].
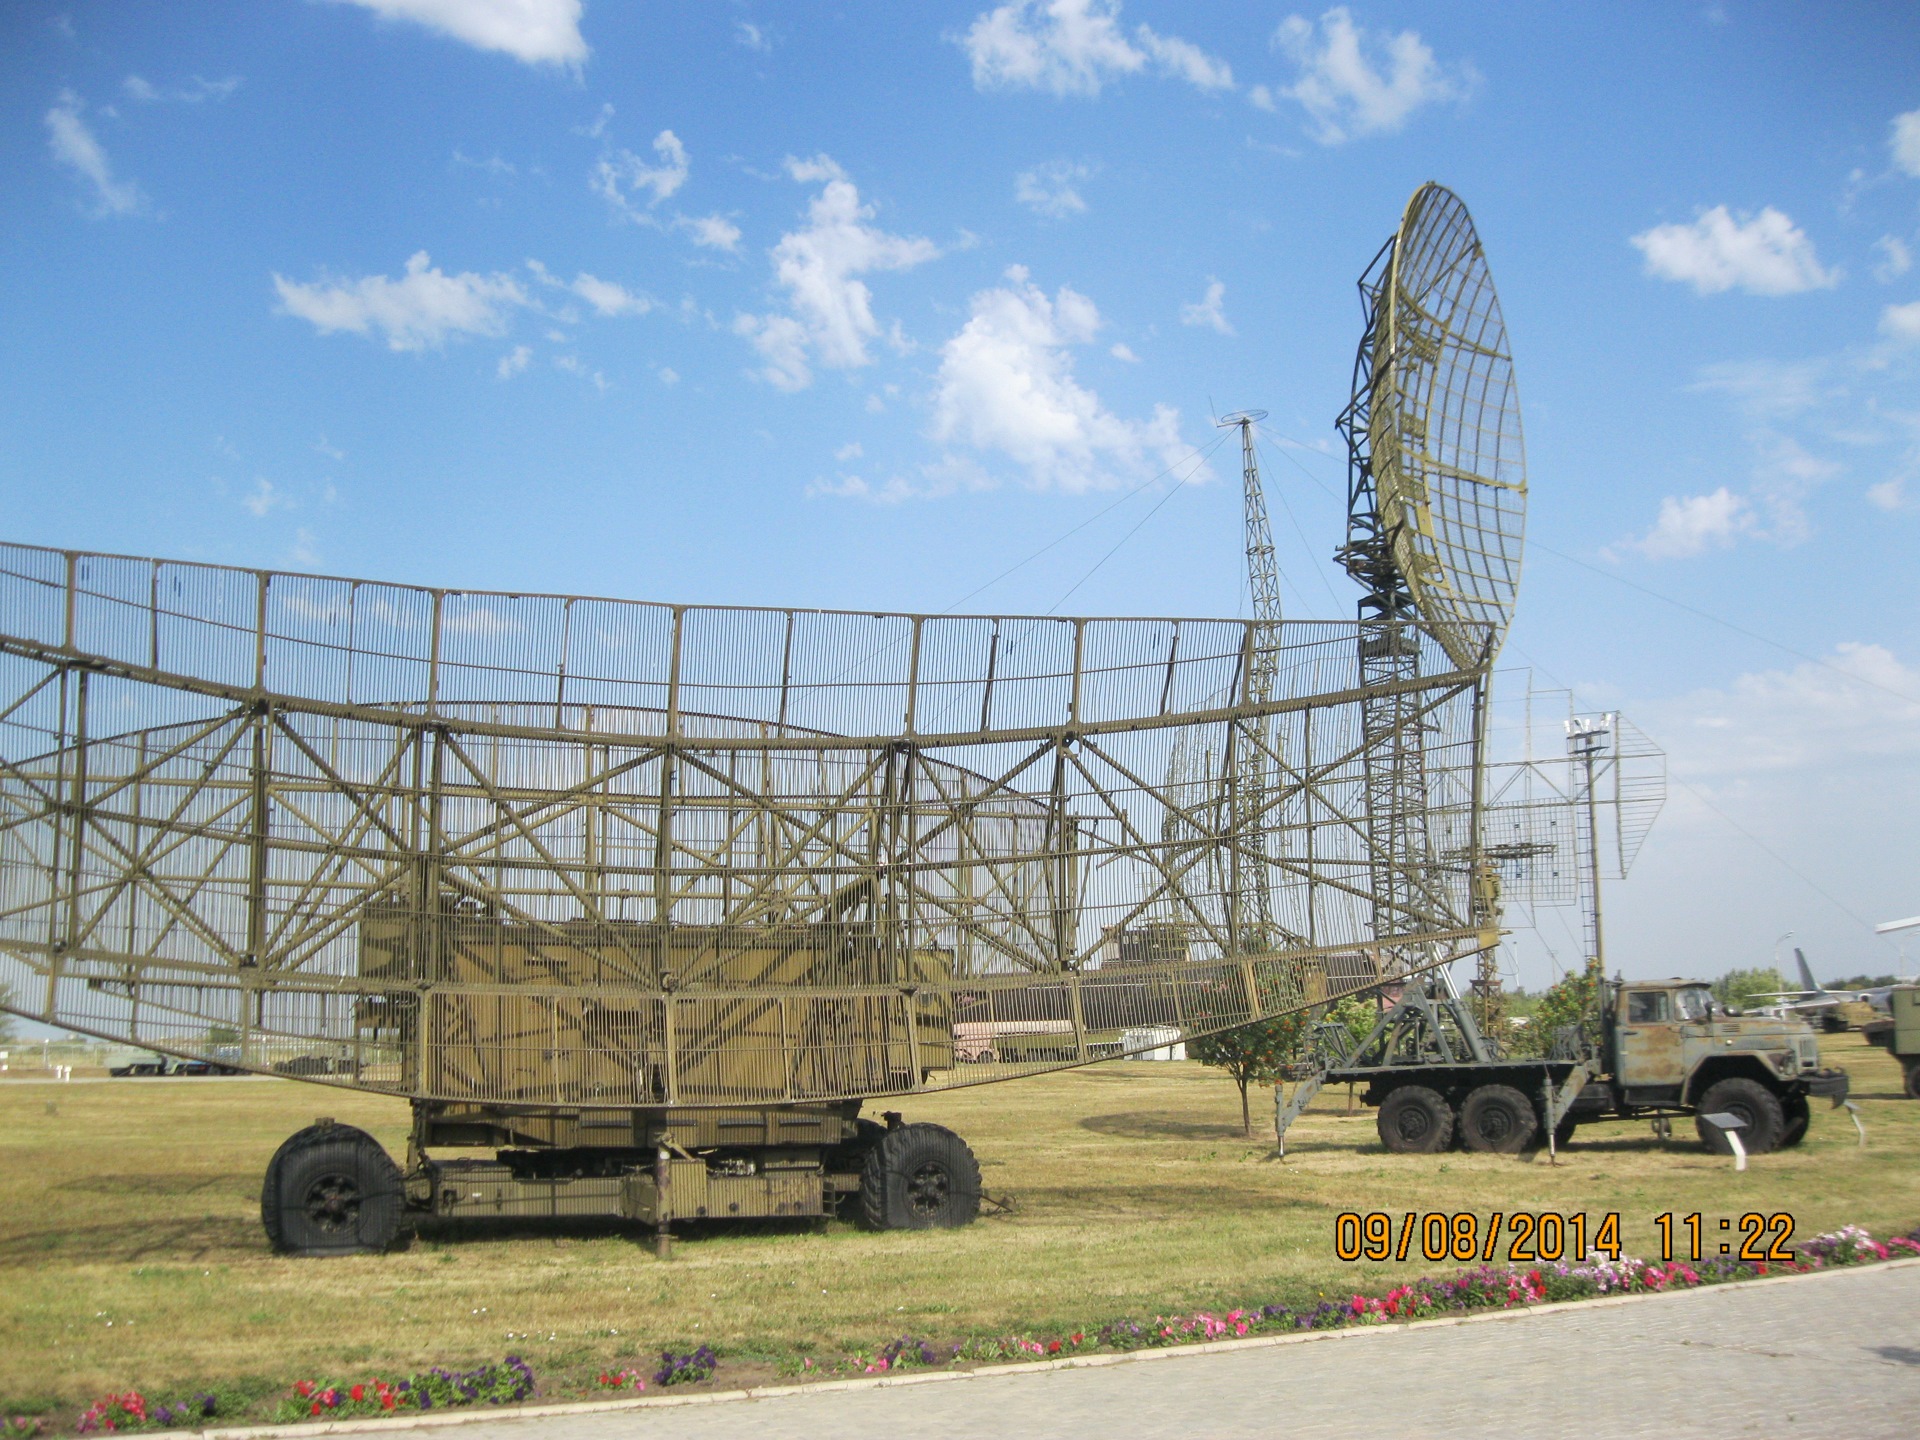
[1336, 183, 1527, 975]
[1338, 184, 1527, 668]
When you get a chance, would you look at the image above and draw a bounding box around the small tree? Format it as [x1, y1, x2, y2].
[0, 982, 16, 1045]
[1190, 1012, 1306, 1137]
[1319, 994, 1379, 1057]
[1712, 967, 1786, 1012]
[1507, 959, 1603, 1059]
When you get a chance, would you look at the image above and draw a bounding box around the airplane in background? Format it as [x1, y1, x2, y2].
[1751, 931, 1920, 1024]
[1751, 948, 1909, 1026]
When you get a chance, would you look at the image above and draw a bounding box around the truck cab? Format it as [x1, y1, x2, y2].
[1600, 979, 1845, 1149]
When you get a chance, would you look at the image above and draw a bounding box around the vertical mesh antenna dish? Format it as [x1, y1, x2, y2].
[1370, 183, 1527, 669]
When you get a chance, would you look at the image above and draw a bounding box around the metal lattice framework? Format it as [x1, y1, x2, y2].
[0, 542, 1500, 1108]
[1338, 183, 1527, 975]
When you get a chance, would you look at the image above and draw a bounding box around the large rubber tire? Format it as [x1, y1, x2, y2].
[1905, 1061, 1920, 1101]
[1459, 1085, 1538, 1154]
[1694, 1078, 1785, 1156]
[859, 1123, 981, 1230]
[1779, 1095, 1810, 1148]
[1376, 1085, 1454, 1154]
[261, 1121, 405, 1256]
[1552, 1114, 1578, 1150]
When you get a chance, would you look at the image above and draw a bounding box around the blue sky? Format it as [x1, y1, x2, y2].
[4, 1, 1918, 989]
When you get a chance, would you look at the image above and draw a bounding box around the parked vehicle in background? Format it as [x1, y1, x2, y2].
[1861, 986, 1920, 1099]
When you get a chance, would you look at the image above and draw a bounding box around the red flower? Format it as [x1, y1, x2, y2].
[350, 1385, 365, 1402]
[1047, 1340, 1061, 1353]
[294, 1381, 315, 1398]
[310, 1403, 321, 1417]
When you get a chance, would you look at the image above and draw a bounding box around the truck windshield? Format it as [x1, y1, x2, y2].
[1675, 988, 1712, 1023]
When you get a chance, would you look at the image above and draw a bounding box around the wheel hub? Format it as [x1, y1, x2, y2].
[303, 1172, 362, 1233]
[905, 1161, 951, 1217]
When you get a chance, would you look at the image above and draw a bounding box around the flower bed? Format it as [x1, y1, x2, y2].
[782, 1223, 1920, 1375]
[273, 1359, 535, 1424]
[50, 1223, 1920, 1433]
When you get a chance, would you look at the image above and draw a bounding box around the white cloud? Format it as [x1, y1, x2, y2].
[1015, 160, 1091, 218]
[1247, 83, 1276, 112]
[733, 313, 812, 391]
[453, 149, 517, 177]
[1135, 29, 1233, 91]
[566, 271, 649, 316]
[121, 74, 240, 103]
[1617, 434, 1840, 559]
[930, 265, 1189, 491]
[44, 91, 144, 216]
[1691, 358, 1833, 420]
[1272, 7, 1474, 144]
[1631, 206, 1839, 296]
[243, 478, 291, 517]
[524, 258, 651, 316]
[734, 20, 771, 52]
[1867, 478, 1907, 512]
[961, 0, 1231, 98]
[679, 213, 742, 251]
[553, 353, 607, 390]
[1179, 277, 1233, 335]
[331, 0, 586, 67]
[1656, 644, 1920, 779]
[273, 251, 528, 351]
[735, 157, 938, 390]
[656, 365, 679, 386]
[124, 74, 240, 103]
[835, 442, 864, 462]
[1892, 108, 1920, 179]
[289, 528, 322, 568]
[497, 344, 531, 378]
[1880, 301, 1920, 343]
[1873, 236, 1912, 283]
[1110, 342, 1139, 362]
[1621, 487, 1755, 560]
[1746, 432, 1840, 545]
[593, 130, 689, 218]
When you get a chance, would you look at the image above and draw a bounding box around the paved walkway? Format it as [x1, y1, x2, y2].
[437, 1263, 1920, 1440]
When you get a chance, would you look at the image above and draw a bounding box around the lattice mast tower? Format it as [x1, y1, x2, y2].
[1335, 246, 1438, 979]
[1334, 185, 1528, 983]
[1221, 410, 1282, 949]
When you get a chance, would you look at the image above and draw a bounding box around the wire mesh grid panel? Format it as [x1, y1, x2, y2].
[0, 542, 1499, 1106]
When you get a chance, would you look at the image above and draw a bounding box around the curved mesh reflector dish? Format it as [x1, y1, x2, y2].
[0, 543, 1497, 1107]
[1371, 183, 1527, 669]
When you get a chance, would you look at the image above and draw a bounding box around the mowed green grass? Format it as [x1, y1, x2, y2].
[2, 1033, 1916, 1413]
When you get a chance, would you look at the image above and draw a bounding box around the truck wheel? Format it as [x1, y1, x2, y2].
[1459, 1085, 1537, 1154]
[1694, 1078, 1784, 1156]
[1376, 1085, 1453, 1154]
[261, 1121, 405, 1256]
[860, 1123, 980, 1230]
[1552, 1114, 1578, 1149]
[1779, 1096, 1810, 1148]
[1905, 1062, 1920, 1101]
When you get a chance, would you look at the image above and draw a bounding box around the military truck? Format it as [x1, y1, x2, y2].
[1279, 973, 1848, 1156]
[1861, 985, 1920, 1099]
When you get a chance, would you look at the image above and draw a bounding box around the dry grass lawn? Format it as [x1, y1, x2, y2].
[2, 1032, 1916, 1415]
